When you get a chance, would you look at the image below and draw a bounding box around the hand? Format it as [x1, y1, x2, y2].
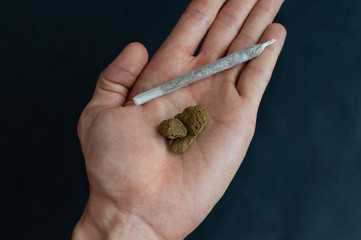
[73, 0, 286, 239]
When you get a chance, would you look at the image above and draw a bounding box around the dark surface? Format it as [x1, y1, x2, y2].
[2, 0, 361, 239]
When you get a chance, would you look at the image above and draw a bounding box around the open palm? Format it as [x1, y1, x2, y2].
[74, 0, 286, 239]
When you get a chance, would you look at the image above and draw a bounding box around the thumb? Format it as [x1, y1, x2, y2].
[91, 42, 148, 107]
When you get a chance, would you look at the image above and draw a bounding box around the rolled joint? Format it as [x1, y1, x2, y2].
[133, 86, 164, 106]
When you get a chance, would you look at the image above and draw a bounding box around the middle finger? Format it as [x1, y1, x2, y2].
[198, 0, 258, 60]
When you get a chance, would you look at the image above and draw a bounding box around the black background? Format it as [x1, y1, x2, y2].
[2, 0, 361, 239]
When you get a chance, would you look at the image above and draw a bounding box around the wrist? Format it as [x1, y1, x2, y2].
[72, 195, 164, 240]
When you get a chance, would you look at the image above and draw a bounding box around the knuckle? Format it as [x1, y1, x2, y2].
[257, 0, 280, 16]
[216, 9, 239, 29]
[97, 75, 129, 99]
[231, 33, 256, 51]
[115, 65, 139, 80]
[248, 64, 267, 77]
[183, 0, 212, 25]
[102, 64, 138, 83]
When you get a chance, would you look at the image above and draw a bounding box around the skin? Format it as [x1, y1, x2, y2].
[72, 0, 287, 239]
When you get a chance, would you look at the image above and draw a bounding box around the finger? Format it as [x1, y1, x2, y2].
[198, 0, 257, 60]
[159, 0, 226, 56]
[91, 42, 148, 107]
[237, 23, 286, 109]
[226, 0, 284, 80]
